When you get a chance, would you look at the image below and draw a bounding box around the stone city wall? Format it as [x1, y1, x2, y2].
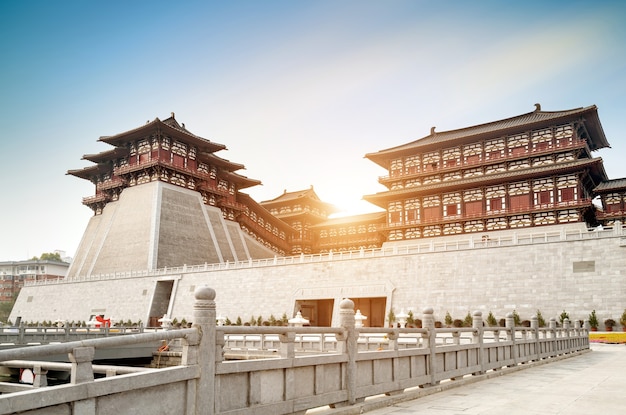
[12, 224, 625, 327]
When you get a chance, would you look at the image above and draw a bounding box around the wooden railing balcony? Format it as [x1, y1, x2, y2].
[96, 178, 125, 191]
[237, 214, 291, 252]
[114, 159, 212, 181]
[379, 139, 587, 183]
[596, 210, 625, 219]
[81, 194, 108, 205]
[383, 199, 591, 230]
[218, 198, 247, 212]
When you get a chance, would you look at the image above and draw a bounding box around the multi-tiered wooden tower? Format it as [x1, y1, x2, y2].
[66, 114, 293, 278]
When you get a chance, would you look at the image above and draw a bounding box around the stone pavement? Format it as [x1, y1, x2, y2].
[321, 343, 625, 415]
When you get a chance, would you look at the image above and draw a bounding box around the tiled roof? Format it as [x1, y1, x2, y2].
[82, 147, 127, 163]
[594, 178, 626, 192]
[366, 105, 608, 167]
[66, 164, 110, 180]
[99, 115, 226, 154]
[262, 187, 319, 204]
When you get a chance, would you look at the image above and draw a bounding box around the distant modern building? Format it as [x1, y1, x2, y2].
[0, 259, 68, 302]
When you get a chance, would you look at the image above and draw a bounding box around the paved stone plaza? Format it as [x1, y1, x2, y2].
[332, 343, 624, 415]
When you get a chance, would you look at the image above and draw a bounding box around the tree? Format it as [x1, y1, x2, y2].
[32, 252, 64, 262]
[0, 300, 14, 323]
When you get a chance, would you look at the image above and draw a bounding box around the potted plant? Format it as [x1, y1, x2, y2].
[605, 318, 616, 332]
[387, 309, 396, 328]
[620, 309, 626, 332]
[588, 310, 599, 331]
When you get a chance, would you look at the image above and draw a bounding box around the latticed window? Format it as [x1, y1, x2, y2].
[405, 156, 420, 175]
[560, 188, 575, 202]
[422, 196, 440, 221]
[465, 201, 483, 216]
[555, 124, 574, 146]
[422, 151, 440, 172]
[463, 143, 482, 165]
[388, 202, 403, 224]
[488, 198, 503, 211]
[510, 195, 530, 210]
[391, 159, 403, 177]
[444, 204, 458, 216]
[405, 199, 420, 223]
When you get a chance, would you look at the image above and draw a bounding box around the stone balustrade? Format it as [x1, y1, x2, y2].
[0, 288, 589, 415]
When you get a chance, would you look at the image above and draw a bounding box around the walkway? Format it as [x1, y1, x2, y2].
[321, 343, 624, 415]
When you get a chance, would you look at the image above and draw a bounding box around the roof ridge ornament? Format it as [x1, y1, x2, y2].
[534, 103, 541, 111]
[430, 126, 436, 135]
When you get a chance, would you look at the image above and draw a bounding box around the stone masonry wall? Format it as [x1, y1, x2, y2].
[11, 231, 626, 327]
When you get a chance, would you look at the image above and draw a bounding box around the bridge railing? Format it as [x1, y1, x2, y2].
[0, 325, 151, 345]
[0, 288, 590, 415]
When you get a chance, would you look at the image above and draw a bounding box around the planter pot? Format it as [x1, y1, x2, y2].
[606, 326, 613, 332]
[591, 327, 598, 332]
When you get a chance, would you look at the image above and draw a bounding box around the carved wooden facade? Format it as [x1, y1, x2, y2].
[594, 179, 626, 227]
[260, 187, 337, 254]
[68, 114, 292, 255]
[312, 211, 387, 253]
[364, 105, 611, 241]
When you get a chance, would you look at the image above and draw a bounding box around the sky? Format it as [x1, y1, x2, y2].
[1, 0, 625, 261]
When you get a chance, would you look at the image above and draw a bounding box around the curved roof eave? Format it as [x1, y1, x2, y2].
[221, 170, 261, 189]
[82, 147, 127, 163]
[67, 164, 109, 180]
[365, 105, 609, 168]
[199, 151, 245, 172]
[99, 118, 226, 153]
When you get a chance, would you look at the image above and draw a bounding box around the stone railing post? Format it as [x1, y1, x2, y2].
[191, 285, 216, 415]
[563, 318, 571, 352]
[279, 332, 296, 358]
[422, 307, 438, 386]
[69, 346, 95, 384]
[531, 315, 539, 361]
[33, 364, 48, 387]
[549, 317, 557, 355]
[338, 298, 358, 405]
[505, 313, 516, 366]
[18, 323, 25, 345]
[472, 311, 484, 375]
[387, 330, 399, 350]
[68, 346, 97, 414]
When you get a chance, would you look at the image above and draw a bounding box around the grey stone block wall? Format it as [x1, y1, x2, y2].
[12, 230, 625, 327]
[66, 182, 277, 281]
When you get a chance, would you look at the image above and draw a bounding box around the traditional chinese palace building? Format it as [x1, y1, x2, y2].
[260, 187, 337, 255]
[364, 104, 617, 241]
[66, 114, 293, 278]
[11, 104, 626, 328]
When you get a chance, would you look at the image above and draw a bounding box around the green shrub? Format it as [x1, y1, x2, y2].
[463, 312, 473, 327]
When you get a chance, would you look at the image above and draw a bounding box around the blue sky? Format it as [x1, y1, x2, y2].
[1, 0, 625, 261]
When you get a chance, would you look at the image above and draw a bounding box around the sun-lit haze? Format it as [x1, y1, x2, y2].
[1, 1, 625, 261]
